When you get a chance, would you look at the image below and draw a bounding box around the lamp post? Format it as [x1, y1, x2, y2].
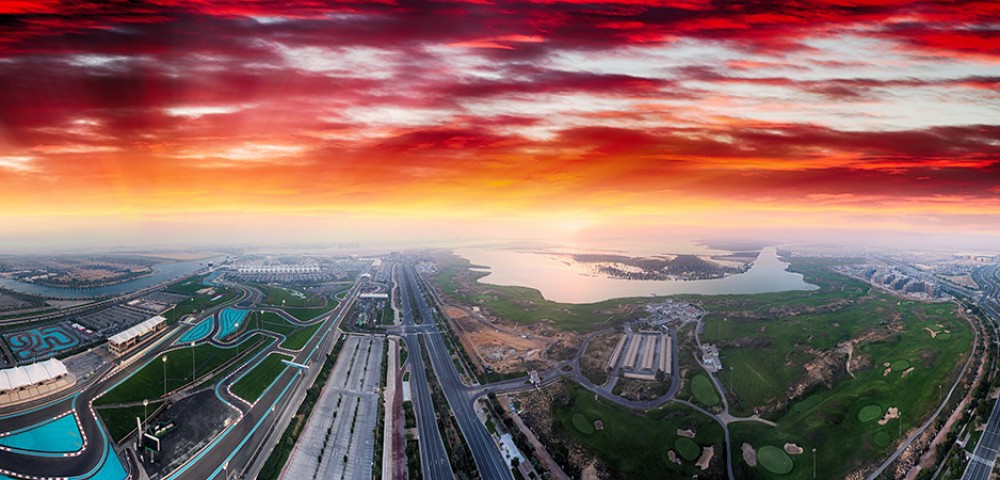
[162, 356, 168, 397]
[235, 322, 240, 356]
[191, 341, 196, 383]
[143, 398, 148, 433]
[812, 448, 817, 479]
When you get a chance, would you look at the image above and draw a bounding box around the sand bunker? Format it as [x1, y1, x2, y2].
[594, 420, 604, 431]
[667, 450, 681, 465]
[784, 443, 804, 455]
[677, 428, 695, 439]
[923, 327, 939, 338]
[742, 443, 758, 466]
[901, 367, 915, 378]
[878, 407, 900, 425]
[696, 446, 714, 470]
[883, 367, 892, 377]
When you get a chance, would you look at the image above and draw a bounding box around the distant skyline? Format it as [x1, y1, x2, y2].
[1, 1, 998, 250]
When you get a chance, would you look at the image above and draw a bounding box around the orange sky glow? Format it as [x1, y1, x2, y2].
[1, 1, 998, 250]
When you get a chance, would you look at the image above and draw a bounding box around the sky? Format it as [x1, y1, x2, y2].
[0, 0, 998, 251]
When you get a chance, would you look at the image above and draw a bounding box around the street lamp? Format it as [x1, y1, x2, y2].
[162, 356, 168, 397]
[812, 448, 817, 479]
[191, 341, 196, 384]
[143, 398, 149, 433]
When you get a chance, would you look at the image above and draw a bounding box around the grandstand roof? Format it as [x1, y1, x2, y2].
[0, 358, 68, 393]
[108, 315, 166, 345]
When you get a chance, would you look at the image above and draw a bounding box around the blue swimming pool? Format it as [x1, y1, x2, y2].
[0, 412, 83, 454]
[214, 308, 248, 340]
[178, 316, 213, 344]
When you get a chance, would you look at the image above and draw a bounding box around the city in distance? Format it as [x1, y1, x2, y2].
[1, 2, 998, 480]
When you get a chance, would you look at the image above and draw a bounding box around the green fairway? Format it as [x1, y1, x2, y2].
[713, 257, 974, 479]
[692, 374, 720, 406]
[551, 382, 725, 478]
[758, 446, 793, 474]
[572, 413, 594, 434]
[280, 322, 321, 350]
[857, 405, 882, 422]
[96, 335, 267, 405]
[97, 400, 163, 443]
[674, 437, 700, 461]
[231, 353, 292, 403]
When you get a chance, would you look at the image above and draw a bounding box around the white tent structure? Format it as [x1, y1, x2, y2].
[0, 358, 68, 394]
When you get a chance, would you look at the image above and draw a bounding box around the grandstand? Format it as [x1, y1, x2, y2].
[108, 316, 166, 357]
[0, 358, 72, 404]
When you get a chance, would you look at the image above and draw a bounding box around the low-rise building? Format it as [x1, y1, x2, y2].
[108, 315, 167, 357]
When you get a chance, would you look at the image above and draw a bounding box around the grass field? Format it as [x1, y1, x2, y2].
[231, 353, 292, 403]
[250, 311, 298, 337]
[163, 288, 241, 325]
[432, 254, 646, 332]
[280, 322, 321, 350]
[691, 374, 720, 406]
[283, 303, 338, 322]
[551, 382, 725, 478]
[96, 400, 163, 443]
[96, 334, 267, 405]
[165, 274, 210, 295]
[707, 257, 975, 479]
[256, 285, 326, 308]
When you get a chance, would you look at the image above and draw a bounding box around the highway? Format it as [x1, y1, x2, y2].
[397, 263, 455, 480]
[962, 265, 1000, 480]
[400, 263, 514, 480]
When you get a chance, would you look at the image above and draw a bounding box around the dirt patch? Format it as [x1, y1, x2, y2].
[579, 331, 621, 386]
[677, 428, 695, 439]
[667, 450, 682, 465]
[784, 443, 804, 455]
[901, 367, 915, 378]
[444, 304, 551, 373]
[741, 443, 757, 466]
[878, 407, 900, 425]
[695, 446, 714, 470]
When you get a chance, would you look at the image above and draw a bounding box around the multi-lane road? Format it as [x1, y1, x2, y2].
[397, 263, 457, 480]
[962, 265, 1000, 480]
[400, 264, 514, 480]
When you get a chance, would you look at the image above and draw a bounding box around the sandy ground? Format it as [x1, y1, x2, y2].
[784, 443, 804, 455]
[878, 407, 900, 425]
[444, 305, 550, 373]
[741, 443, 757, 466]
[695, 446, 714, 470]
